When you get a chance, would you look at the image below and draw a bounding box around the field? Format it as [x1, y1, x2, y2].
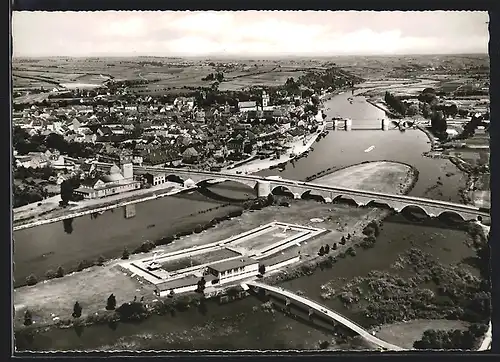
[372, 319, 470, 349]
[218, 70, 306, 91]
[13, 92, 51, 104]
[160, 248, 241, 272]
[13, 57, 310, 94]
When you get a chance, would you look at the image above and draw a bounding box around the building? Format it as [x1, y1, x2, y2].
[154, 274, 200, 297]
[262, 90, 269, 108]
[238, 101, 257, 113]
[73, 174, 142, 199]
[182, 147, 199, 164]
[143, 172, 166, 186]
[206, 257, 260, 285]
[15, 152, 49, 169]
[73, 157, 140, 199]
[119, 153, 134, 180]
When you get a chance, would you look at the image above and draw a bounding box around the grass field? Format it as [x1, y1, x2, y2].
[372, 319, 470, 349]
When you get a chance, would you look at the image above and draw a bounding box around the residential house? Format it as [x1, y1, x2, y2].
[227, 130, 257, 154]
[132, 154, 144, 166]
[182, 147, 199, 164]
[15, 152, 49, 169]
[143, 172, 167, 186]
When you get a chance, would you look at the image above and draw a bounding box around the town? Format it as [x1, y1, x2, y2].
[12, 10, 491, 354]
[13, 64, 357, 217]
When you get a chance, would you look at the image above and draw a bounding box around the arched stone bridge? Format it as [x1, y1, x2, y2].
[137, 166, 489, 222]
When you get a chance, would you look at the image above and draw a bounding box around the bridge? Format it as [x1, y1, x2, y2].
[327, 118, 392, 131]
[245, 280, 404, 351]
[136, 166, 489, 221]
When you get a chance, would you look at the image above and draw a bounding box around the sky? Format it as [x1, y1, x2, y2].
[12, 11, 490, 57]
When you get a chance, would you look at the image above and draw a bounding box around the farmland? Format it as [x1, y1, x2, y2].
[13, 57, 320, 95]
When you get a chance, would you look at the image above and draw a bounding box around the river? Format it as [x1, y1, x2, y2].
[14, 85, 474, 351]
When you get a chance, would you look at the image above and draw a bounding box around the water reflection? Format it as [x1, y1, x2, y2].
[62, 218, 74, 234]
[74, 324, 84, 337]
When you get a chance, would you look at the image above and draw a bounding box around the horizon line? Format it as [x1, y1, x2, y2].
[13, 52, 489, 59]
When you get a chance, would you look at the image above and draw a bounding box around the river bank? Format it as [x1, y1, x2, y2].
[13, 129, 322, 230]
[365, 98, 398, 118]
[13, 182, 189, 231]
[13, 160, 418, 334]
[14, 79, 487, 351]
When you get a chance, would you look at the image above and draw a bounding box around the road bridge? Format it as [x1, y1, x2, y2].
[245, 280, 404, 351]
[136, 166, 489, 221]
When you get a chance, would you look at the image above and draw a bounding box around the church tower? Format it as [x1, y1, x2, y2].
[262, 90, 269, 108]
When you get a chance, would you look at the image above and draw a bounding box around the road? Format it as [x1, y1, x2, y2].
[246, 281, 404, 351]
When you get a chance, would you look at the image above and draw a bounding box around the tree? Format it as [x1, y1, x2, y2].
[406, 104, 419, 117]
[60, 180, 75, 206]
[72, 301, 82, 318]
[122, 247, 130, 260]
[332, 242, 337, 250]
[431, 110, 447, 135]
[197, 277, 206, 293]
[45, 133, 68, 153]
[97, 255, 106, 266]
[26, 274, 38, 286]
[422, 102, 432, 118]
[318, 245, 325, 256]
[259, 264, 266, 275]
[324, 244, 330, 254]
[418, 88, 438, 104]
[340, 236, 346, 245]
[24, 310, 33, 326]
[56, 266, 65, 278]
[106, 294, 117, 310]
[267, 193, 275, 206]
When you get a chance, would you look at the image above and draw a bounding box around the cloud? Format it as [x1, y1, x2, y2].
[12, 11, 489, 57]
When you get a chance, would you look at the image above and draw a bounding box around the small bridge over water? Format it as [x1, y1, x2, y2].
[244, 280, 404, 351]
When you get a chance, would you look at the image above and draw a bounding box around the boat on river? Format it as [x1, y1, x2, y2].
[364, 145, 375, 153]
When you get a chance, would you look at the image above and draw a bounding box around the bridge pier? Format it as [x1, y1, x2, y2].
[381, 119, 389, 131]
[124, 204, 136, 219]
[344, 119, 352, 131]
[256, 180, 271, 198]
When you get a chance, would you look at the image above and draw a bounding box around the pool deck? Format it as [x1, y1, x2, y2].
[119, 221, 328, 287]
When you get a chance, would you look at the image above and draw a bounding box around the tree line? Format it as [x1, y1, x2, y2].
[13, 127, 102, 159]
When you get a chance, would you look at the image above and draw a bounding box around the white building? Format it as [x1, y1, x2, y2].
[154, 274, 200, 297]
[206, 257, 260, 285]
[143, 172, 166, 186]
[262, 90, 269, 107]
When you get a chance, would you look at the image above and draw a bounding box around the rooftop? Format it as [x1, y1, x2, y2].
[207, 256, 258, 273]
[155, 274, 200, 292]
